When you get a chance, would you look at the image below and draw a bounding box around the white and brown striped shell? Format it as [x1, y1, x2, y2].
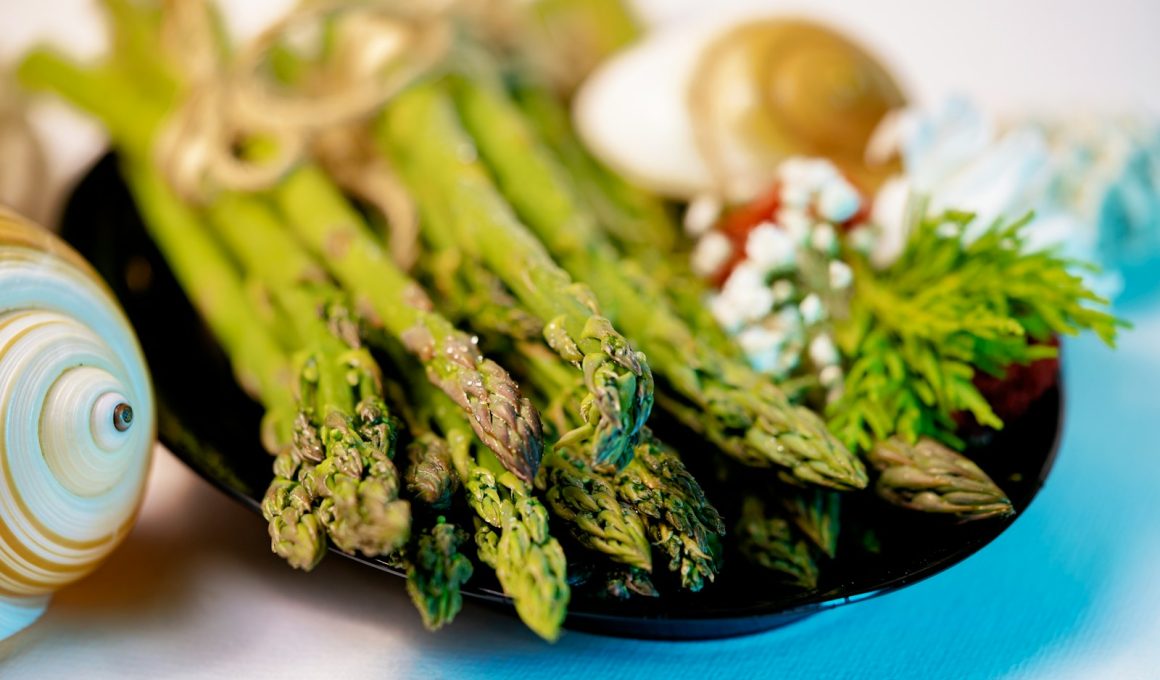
[0, 208, 154, 640]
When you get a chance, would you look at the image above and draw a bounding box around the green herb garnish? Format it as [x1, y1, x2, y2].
[829, 210, 1126, 453]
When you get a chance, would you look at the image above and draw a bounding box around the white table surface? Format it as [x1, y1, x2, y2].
[1, 1, 1158, 678]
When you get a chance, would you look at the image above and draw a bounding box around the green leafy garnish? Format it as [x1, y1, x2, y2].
[829, 210, 1126, 453]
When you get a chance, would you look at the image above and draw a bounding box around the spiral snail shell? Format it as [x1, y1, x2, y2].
[0, 208, 154, 640]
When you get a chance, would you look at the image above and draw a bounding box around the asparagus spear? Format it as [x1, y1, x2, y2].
[377, 337, 570, 641]
[405, 432, 458, 511]
[404, 519, 474, 631]
[517, 345, 653, 571]
[412, 203, 656, 571]
[506, 71, 679, 254]
[779, 488, 841, 559]
[22, 41, 417, 562]
[378, 83, 653, 473]
[449, 74, 866, 490]
[382, 374, 475, 630]
[268, 165, 544, 484]
[442, 412, 570, 641]
[508, 71, 740, 360]
[736, 496, 819, 590]
[429, 244, 724, 588]
[412, 187, 544, 347]
[205, 193, 411, 557]
[615, 433, 726, 591]
[869, 438, 1015, 521]
[124, 163, 335, 570]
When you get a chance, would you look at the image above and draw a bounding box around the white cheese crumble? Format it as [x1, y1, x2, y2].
[683, 193, 724, 237]
[745, 222, 796, 273]
[808, 333, 840, 367]
[829, 260, 854, 290]
[799, 293, 825, 325]
[690, 231, 733, 277]
[770, 279, 796, 305]
[817, 179, 862, 223]
[809, 223, 838, 254]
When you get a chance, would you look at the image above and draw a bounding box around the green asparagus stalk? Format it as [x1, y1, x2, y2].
[508, 71, 740, 360]
[405, 432, 458, 511]
[506, 72, 678, 254]
[448, 428, 570, 641]
[378, 82, 653, 473]
[518, 344, 651, 570]
[382, 375, 474, 630]
[448, 73, 865, 490]
[410, 178, 543, 347]
[423, 246, 724, 588]
[413, 204, 656, 572]
[20, 41, 417, 563]
[204, 193, 411, 557]
[405, 519, 474, 632]
[268, 165, 545, 484]
[123, 163, 332, 569]
[377, 337, 570, 641]
[868, 438, 1015, 521]
[260, 473, 328, 570]
[615, 433, 726, 591]
[779, 488, 841, 559]
[540, 448, 652, 571]
[736, 496, 819, 590]
[568, 563, 658, 600]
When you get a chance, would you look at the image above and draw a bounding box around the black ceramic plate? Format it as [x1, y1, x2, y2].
[60, 155, 1064, 640]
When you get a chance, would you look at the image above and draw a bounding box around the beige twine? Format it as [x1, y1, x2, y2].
[153, 0, 455, 267]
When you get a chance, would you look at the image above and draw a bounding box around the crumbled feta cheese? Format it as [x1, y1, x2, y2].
[720, 261, 766, 300]
[717, 262, 775, 324]
[745, 222, 796, 273]
[819, 364, 844, 388]
[808, 333, 840, 367]
[777, 209, 813, 244]
[774, 305, 805, 341]
[737, 324, 783, 355]
[770, 279, 796, 305]
[684, 194, 723, 237]
[736, 286, 775, 323]
[736, 324, 799, 376]
[780, 181, 813, 209]
[708, 293, 745, 333]
[809, 223, 838, 254]
[799, 293, 825, 325]
[774, 344, 802, 376]
[779, 157, 838, 186]
[848, 227, 877, 255]
[690, 231, 733, 277]
[817, 179, 862, 223]
[745, 349, 776, 374]
[829, 260, 854, 290]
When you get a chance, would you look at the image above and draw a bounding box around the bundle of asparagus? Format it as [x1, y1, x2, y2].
[16, 0, 1122, 641]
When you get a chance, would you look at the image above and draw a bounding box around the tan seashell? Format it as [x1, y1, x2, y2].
[575, 16, 905, 201]
[690, 19, 905, 198]
[0, 208, 154, 640]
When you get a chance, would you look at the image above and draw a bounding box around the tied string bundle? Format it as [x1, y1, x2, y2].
[153, 0, 456, 268]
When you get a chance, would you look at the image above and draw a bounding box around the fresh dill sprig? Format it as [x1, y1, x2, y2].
[829, 210, 1126, 453]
